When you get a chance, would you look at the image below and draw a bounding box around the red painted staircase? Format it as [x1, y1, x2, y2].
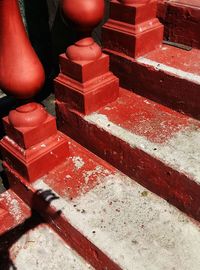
[1, 0, 200, 269]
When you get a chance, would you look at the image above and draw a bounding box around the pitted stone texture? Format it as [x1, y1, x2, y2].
[10, 224, 94, 270]
[34, 174, 200, 270]
[85, 112, 200, 184]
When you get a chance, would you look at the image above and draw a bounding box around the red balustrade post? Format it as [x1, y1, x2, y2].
[102, 0, 164, 58]
[54, 0, 119, 115]
[0, 0, 69, 183]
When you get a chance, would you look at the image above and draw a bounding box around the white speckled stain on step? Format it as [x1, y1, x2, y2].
[10, 225, 93, 270]
[34, 174, 200, 270]
[0, 191, 22, 222]
[137, 57, 200, 85]
[84, 113, 200, 183]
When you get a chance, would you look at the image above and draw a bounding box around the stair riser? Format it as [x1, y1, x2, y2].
[158, 0, 200, 49]
[56, 104, 200, 223]
[3, 162, 122, 270]
[105, 49, 200, 120]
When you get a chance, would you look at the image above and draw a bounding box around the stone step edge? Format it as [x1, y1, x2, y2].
[3, 161, 122, 270]
[0, 190, 94, 270]
[0, 189, 31, 236]
[56, 99, 200, 223]
[104, 48, 200, 120]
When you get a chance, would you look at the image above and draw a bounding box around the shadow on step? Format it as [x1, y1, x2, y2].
[0, 189, 62, 269]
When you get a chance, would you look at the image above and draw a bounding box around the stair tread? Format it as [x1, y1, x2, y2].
[0, 189, 31, 235]
[6, 224, 93, 270]
[33, 160, 200, 270]
[0, 190, 93, 269]
[137, 45, 200, 83]
[85, 88, 200, 184]
[170, 0, 200, 8]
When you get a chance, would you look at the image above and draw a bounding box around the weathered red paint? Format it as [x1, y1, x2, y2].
[157, 0, 200, 49]
[96, 89, 190, 143]
[0, 106, 69, 182]
[0, 190, 31, 235]
[3, 136, 122, 270]
[0, 0, 45, 99]
[118, 0, 150, 4]
[146, 45, 200, 75]
[102, 0, 164, 58]
[42, 137, 116, 199]
[104, 47, 200, 120]
[56, 89, 200, 223]
[0, 0, 69, 183]
[54, 70, 119, 115]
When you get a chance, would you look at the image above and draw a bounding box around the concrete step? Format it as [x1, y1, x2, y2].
[158, 0, 200, 49]
[4, 136, 200, 270]
[0, 190, 93, 270]
[0, 189, 31, 235]
[105, 44, 200, 120]
[56, 88, 200, 222]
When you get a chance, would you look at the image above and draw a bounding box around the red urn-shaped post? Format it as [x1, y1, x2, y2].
[54, 0, 119, 116]
[61, 0, 105, 61]
[0, 0, 69, 182]
[0, 0, 45, 99]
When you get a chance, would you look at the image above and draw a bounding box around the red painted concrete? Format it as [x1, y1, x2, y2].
[146, 45, 200, 75]
[102, 0, 164, 58]
[54, 70, 119, 115]
[157, 0, 200, 48]
[56, 89, 200, 223]
[104, 47, 200, 120]
[0, 104, 69, 182]
[0, 189, 31, 235]
[59, 53, 110, 83]
[95, 89, 189, 143]
[0, 0, 45, 99]
[55, 0, 119, 115]
[3, 137, 122, 270]
[3, 105, 57, 149]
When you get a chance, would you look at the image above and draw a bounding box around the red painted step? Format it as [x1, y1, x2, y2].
[0, 189, 31, 235]
[56, 88, 200, 222]
[0, 190, 93, 270]
[104, 44, 200, 120]
[3, 136, 200, 270]
[158, 0, 200, 49]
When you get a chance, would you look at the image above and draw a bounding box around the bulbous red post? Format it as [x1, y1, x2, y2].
[0, 0, 69, 182]
[61, 0, 105, 61]
[0, 0, 45, 100]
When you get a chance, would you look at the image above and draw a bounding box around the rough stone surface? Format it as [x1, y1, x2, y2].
[10, 224, 93, 270]
[85, 111, 200, 184]
[34, 173, 200, 270]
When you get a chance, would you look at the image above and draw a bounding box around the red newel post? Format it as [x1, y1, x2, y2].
[102, 0, 164, 58]
[0, 0, 69, 182]
[54, 0, 119, 115]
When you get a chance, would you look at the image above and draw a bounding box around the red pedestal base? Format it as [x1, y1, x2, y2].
[102, 0, 164, 58]
[0, 104, 69, 182]
[54, 53, 119, 115]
